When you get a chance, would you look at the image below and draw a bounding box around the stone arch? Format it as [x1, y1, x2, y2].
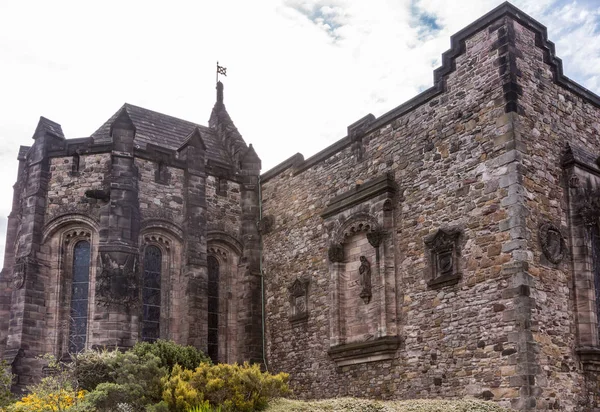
[40, 217, 99, 357]
[207, 232, 243, 363]
[139, 226, 183, 342]
[333, 213, 382, 245]
[42, 214, 99, 244]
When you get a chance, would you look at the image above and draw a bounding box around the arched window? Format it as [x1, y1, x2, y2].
[142, 245, 162, 342]
[69, 240, 90, 353]
[207, 256, 219, 363]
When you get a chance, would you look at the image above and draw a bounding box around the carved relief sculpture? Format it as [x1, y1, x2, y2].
[96, 252, 139, 310]
[289, 278, 309, 322]
[539, 222, 566, 264]
[359, 256, 372, 304]
[12, 256, 27, 290]
[424, 228, 462, 288]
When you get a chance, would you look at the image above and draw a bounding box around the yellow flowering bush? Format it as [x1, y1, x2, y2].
[7, 388, 85, 412]
[163, 362, 289, 412]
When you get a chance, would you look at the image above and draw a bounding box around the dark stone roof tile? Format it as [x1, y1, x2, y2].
[91, 103, 231, 165]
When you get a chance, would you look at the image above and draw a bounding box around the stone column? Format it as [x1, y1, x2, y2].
[0, 152, 27, 352]
[93, 109, 141, 349]
[4, 118, 64, 390]
[178, 129, 208, 350]
[238, 145, 263, 364]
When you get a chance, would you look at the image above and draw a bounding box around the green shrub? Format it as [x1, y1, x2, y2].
[132, 340, 211, 372]
[72, 348, 118, 391]
[163, 362, 289, 412]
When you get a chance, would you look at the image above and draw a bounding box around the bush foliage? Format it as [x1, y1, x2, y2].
[162, 362, 289, 412]
[4, 342, 291, 412]
[132, 340, 211, 372]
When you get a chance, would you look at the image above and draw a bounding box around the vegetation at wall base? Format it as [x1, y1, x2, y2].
[266, 398, 512, 412]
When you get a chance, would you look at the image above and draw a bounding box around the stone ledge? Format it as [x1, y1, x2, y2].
[290, 313, 309, 324]
[328, 336, 400, 367]
[321, 173, 396, 219]
[427, 273, 461, 289]
[576, 346, 600, 371]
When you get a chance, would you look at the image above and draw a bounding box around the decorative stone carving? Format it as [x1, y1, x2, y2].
[569, 173, 580, 188]
[367, 230, 385, 248]
[12, 257, 28, 290]
[289, 278, 309, 322]
[257, 215, 275, 234]
[539, 222, 566, 264]
[359, 256, 372, 304]
[96, 252, 139, 309]
[424, 228, 462, 288]
[328, 243, 344, 263]
[383, 199, 393, 212]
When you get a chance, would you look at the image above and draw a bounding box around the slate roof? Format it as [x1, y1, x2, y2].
[91, 103, 232, 165]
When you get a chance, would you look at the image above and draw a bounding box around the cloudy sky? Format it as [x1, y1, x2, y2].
[0, 0, 599, 264]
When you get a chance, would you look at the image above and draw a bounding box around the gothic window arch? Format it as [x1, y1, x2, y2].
[206, 234, 243, 364]
[140, 232, 177, 342]
[52, 226, 97, 356]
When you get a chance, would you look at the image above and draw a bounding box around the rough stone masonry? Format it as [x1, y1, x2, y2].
[2, 2, 600, 411]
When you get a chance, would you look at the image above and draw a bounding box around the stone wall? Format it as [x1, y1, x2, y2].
[262, 15, 521, 408]
[511, 17, 600, 410]
[45, 154, 110, 223]
[206, 175, 242, 238]
[261, 6, 600, 410]
[137, 158, 185, 225]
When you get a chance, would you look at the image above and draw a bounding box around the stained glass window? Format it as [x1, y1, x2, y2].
[142, 245, 161, 342]
[207, 256, 219, 363]
[69, 241, 90, 353]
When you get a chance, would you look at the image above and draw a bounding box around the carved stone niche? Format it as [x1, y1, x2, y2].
[562, 143, 600, 368]
[322, 173, 400, 367]
[424, 228, 462, 289]
[288, 278, 309, 323]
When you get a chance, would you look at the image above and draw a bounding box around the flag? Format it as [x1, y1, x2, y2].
[217, 64, 227, 76]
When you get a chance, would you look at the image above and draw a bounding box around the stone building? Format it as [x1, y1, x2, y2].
[2, 2, 600, 410]
[0, 84, 264, 390]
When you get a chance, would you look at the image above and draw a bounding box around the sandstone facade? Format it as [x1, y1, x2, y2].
[0, 87, 263, 391]
[261, 4, 600, 411]
[2, 3, 600, 411]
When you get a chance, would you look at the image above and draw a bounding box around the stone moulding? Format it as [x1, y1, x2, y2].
[328, 336, 400, 367]
[576, 347, 600, 372]
[321, 173, 396, 219]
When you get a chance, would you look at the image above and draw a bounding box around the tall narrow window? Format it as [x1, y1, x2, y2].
[591, 224, 600, 338]
[207, 256, 219, 363]
[69, 241, 90, 353]
[142, 246, 161, 342]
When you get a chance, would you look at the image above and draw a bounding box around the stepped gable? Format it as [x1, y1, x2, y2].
[91, 103, 231, 165]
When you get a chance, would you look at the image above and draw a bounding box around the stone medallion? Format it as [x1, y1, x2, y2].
[539, 222, 565, 264]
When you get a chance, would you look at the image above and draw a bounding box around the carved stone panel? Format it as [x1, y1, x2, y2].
[289, 278, 309, 322]
[96, 251, 140, 310]
[539, 222, 566, 264]
[424, 228, 462, 288]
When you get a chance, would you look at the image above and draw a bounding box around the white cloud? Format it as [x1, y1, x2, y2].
[0, 0, 598, 264]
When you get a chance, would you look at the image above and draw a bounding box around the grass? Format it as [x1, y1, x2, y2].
[266, 398, 512, 412]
